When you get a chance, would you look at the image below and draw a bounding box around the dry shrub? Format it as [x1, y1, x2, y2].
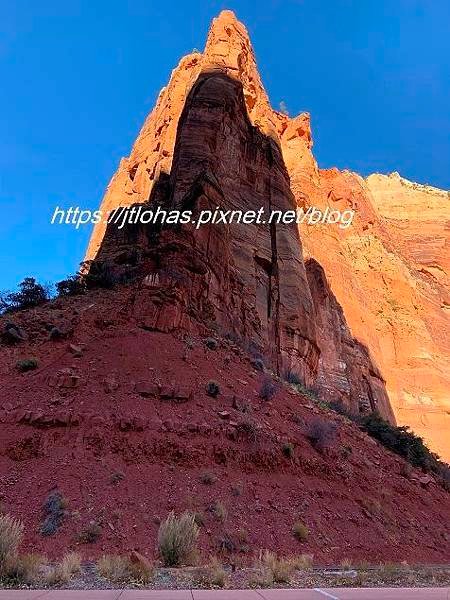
[258, 375, 279, 401]
[260, 550, 294, 584]
[236, 419, 259, 442]
[200, 472, 217, 485]
[290, 553, 313, 569]
[194, 556, 227, 587]
[306, 418, 337, 451]
[292, 520, 309, 542]
[0, 514, 24, 575]
[209, 501, 227, 522]
[157, 511, 199, 567]
[98, 555, 130, 583]
[16, 358, 38, 372]
[5, 553, 45, 584]
[231, 482, 243, 496]
[248, 572, 274, 588]
[46, 552, 82, 585]
[360, 497, 383, 516]
[77, 522, 101, 544]
[97, 554, 153, 584]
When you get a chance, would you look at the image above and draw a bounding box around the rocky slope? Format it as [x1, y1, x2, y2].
[0, 288, 449, 564]
[85, 10, 450, 460]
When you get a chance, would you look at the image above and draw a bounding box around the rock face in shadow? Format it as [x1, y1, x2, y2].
[97, 71, 320, 386]
[306, 258, 394, 420]
[93, 70, 391, 420]
[84, 10, 450, 453]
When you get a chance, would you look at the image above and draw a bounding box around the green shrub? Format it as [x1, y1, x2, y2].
[206, 380, 220, 398]
[16, 358, 38, 372]
[1, 278, 50, 313]
[56, 275, 86, 297]
[284, 371, 317, 400]
[83, 261, 118, 289]
[282, 442, 295, 458]
[204, 337, 218, 350]
[284, 369, 303, 385]
[40, 490, 66, 537]
[359, 412, 441, 472]
[251, 357, 265, 372]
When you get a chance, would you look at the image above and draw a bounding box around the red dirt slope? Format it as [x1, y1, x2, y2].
[0, 284, 449, 565]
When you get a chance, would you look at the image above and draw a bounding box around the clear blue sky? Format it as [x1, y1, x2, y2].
[1, 0, 449, 290]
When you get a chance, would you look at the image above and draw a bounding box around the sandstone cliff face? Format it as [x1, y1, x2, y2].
[85, 10, 450, 458]
[289, 165, 450, 460]
[97, 71, 320, 384]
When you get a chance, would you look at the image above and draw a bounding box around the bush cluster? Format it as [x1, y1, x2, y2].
[359, 412, 446, 475]
[1, 278, 50, 313]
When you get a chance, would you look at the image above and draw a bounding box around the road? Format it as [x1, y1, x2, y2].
[1, 588, 449, 599]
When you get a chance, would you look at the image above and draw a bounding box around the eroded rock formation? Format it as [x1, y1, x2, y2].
[85, 10, 450, 458]
[97, 70, 320, 384]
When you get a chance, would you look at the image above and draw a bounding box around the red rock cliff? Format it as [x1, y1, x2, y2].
[85, 10, 449, 458]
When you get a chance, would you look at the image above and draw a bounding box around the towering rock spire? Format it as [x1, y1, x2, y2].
[84, 10, 313, 261]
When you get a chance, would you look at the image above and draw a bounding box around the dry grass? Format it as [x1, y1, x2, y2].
[199, 472, 217, 485]
[97, 554, 153, 584]
[193, 512, 205, 527]
[98, 555, 130, 583]
[193, 556, 227, 588]
[0, 514, 24, 575]
[210, 501, 228, 522]
[340, 558, 353, 570]
[248, 572, 274, 588]
[259, 550, 294, 584]
[157, 511, 199, 567]
[4, 553, 46, 584]
[46, 552, 82, 585]
[289, 554, 314, 569]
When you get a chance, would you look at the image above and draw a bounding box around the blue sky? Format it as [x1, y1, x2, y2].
[1, 0, 449, 290]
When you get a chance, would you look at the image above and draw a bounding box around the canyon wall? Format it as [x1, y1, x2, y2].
[85, 10, 449, 459]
